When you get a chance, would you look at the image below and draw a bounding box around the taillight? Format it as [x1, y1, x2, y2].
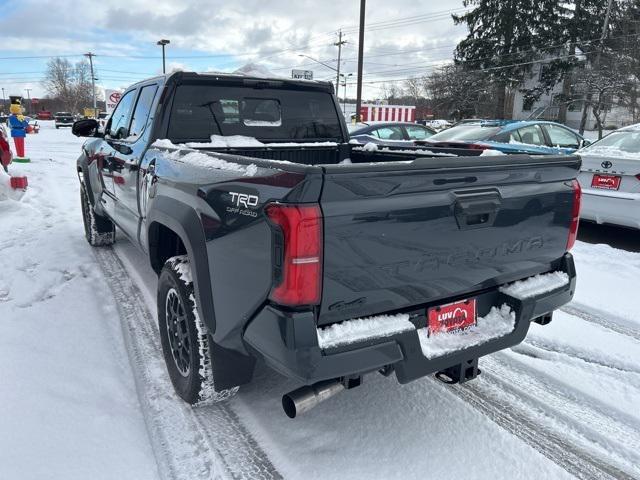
[468, 143, 489, 150]
[266, 203, 323, 306]
[567, 179, 581, 251]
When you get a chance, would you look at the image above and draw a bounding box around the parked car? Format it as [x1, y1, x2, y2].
[97, 111, 109, 132]
[425, 120, 589, 155]
[419, 119, 452, 131]
[36, 110, 53, 120]
[0, 124, 12, 171]
[348, 121, 437, 146]
[72, 71, 580, 418]
[54, 112, 74, 128]
[577, 124, 640, 229]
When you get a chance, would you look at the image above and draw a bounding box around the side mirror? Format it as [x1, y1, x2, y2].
[580, 139, 591, 148]
[72, 119, 100, 137]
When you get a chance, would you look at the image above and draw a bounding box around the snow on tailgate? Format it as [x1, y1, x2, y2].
[317, 314, 415, 349]
[500, 271, 569, 299]
[418, 304, 516, 359]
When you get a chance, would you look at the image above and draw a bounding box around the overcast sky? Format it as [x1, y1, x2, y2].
[0, 0, 467, 104]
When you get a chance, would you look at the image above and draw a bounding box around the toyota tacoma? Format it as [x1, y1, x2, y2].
[73, 72, 581, 417]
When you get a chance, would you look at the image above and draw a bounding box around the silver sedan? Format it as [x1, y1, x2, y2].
[577, 125, 640, 229]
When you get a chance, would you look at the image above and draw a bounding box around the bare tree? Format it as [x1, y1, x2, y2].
[43, 57, 94, 112]
[425, 65, 493, 119]
[575, 66, 627, 138]
[403, 77, 424, 103]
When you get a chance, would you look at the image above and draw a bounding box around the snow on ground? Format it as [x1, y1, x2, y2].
[0, 122, 159, 480]
[2, 122, 640, 479]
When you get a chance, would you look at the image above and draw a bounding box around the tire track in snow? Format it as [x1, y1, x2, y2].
[561, 303, 640, 342]
[95, 247, 282, 480]
[448, 378, 637, 480]
[488, 354, 640, 466]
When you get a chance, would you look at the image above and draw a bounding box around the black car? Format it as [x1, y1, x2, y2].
[348, 121, 436, 146]
[54, 112, 74, 129]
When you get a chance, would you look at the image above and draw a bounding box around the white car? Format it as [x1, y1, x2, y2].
[577, 124, 640, 229]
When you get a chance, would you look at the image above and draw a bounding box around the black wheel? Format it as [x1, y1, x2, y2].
[80, 182, 115, 246]
[55, 126, 59, 129]
[158, 255, 238, 404]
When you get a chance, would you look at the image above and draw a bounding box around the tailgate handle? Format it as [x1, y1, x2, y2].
[454, 191, 501, 230]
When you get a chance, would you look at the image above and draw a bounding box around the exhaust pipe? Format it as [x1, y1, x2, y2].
[282, 379, 345, 418]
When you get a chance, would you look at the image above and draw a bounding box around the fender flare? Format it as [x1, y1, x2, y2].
[146, 195, 216, 335]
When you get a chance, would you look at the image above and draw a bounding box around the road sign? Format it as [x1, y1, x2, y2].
[105, 89, 122, 114]
[291, 69, 313, 80]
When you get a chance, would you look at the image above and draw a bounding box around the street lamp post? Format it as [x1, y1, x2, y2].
[157, 39, 170, 74]
[340, 73, 353, 114]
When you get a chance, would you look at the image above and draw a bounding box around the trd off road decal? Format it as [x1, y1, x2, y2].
[227, 191, 259, 217]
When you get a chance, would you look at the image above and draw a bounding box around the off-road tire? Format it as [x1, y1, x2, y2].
[158, 255, 238, 405]
[80, 182, 115, 246]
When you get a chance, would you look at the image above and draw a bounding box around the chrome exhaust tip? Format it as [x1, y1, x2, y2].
[282, 379, 345, 418]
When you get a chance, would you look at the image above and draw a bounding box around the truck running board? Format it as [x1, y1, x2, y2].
[435, 358, 481, 385]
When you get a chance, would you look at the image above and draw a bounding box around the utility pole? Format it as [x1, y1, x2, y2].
[355, 0, 366, 122]
[578, 0, 614, 134]
[85, 52, 97, 115]
[24, 88, 32, 115]
[334, 29, 347, 93]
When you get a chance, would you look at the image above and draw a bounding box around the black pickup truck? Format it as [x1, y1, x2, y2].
[73, 72, 581, 418]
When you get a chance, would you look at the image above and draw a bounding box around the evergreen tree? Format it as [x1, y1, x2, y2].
[453, 0, 563, 118]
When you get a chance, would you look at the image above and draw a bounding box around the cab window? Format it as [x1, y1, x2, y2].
[372, 126, 404, 140]
[516, 124, 546, 146]
[107, 90, 136, 140]
[405, 125, 434, 140]
[128, 85, 158, 140]
[544, 124, 580, 149]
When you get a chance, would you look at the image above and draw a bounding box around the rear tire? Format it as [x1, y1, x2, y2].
[158, 255, 238, 404]
[80, 182, 115, 246]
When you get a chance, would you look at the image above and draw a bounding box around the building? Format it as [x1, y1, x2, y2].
[512, 61, 634, 130]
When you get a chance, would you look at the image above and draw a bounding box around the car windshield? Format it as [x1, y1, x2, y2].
[428, 124, 501, 142]
[56, 112, 71, 116]
[581, 130, 640, 156]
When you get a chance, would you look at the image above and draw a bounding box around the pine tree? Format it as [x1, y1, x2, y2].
[453, 0, 609, 120]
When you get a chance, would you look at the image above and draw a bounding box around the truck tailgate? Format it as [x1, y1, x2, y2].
[317, 154, 580, 325]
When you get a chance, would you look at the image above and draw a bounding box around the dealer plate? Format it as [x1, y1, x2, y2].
[591, 174, 621, 190]
[428, 298, 477, 336]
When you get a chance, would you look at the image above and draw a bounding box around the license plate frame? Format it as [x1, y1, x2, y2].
[428, 298, 477, 336]
[591, 174, 621, 191]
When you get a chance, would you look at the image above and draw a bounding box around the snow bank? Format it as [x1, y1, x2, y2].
[0, 168, 27, 201]
[418, 304, 515, 359]
[500, 271, 569, 299]
[317, 314, 415, 349]
[480, 149, 506, 156]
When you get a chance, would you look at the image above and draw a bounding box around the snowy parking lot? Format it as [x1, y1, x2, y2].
[1, 122, 640, 480]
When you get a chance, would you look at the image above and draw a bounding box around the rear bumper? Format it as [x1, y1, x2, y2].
[244, 254, 576, 385]
[581, 188, 640, 229]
